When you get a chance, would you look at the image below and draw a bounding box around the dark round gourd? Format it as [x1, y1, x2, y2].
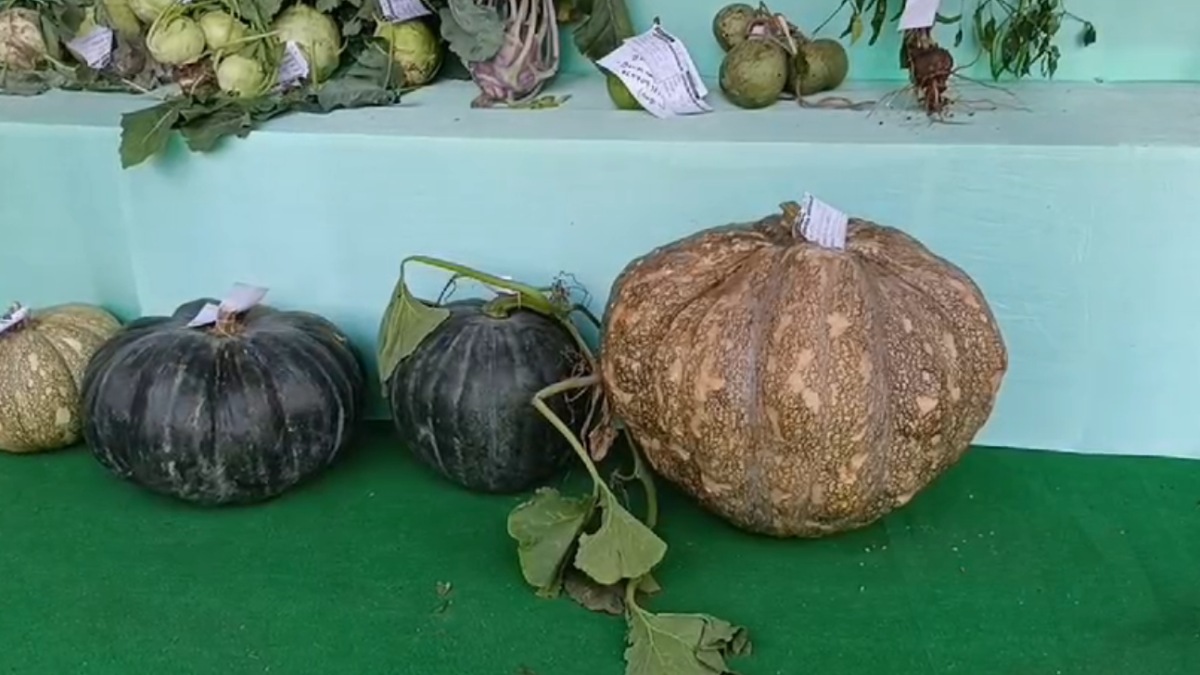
[387, 298, 585, 494]
[80, 298, 365, 505]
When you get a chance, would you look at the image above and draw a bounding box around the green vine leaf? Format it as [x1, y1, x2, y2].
[376, 264, 452, 386]
[574, 488, 666, 586]
[562, 569, 660, 615]
[507, 488, 597, 595]
[625, 607, 752, 675]
[571, 0, 635, 63]
[437, 0, 505, 63]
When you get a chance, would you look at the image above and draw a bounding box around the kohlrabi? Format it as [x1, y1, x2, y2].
[103, 0, 145, 38]
[146, 15, 205, 66]
[128, 0, 175, 24]
[216, 53, 268, 96]
[375, 20, 442, 87]
[0, 8, 48, 72]
[199, 11, 248, 53]
[469, 0, 560, 106]
[271, 5, 341, 83]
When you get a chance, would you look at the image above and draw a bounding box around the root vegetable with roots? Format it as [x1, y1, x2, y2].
[468, 0, 560, 108]
[901, 27, 953, 117]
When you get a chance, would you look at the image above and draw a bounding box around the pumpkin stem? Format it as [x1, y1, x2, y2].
[0, 302, 31, 334]
[211, 308, 244, 337]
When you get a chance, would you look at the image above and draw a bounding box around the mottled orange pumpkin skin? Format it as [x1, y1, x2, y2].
[600, 210, 1008, 538]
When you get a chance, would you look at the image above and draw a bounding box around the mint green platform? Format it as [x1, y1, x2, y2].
[4, 76, 1199, 461]
[2, 423, 1198, 674]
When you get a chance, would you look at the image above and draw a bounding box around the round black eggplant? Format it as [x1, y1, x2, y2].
[80, 298, 365, 505]
[387, 298, 586, 493]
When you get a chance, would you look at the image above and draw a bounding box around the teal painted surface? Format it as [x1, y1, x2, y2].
[0, 126, 141, 321]
[1, 78, 1199, 461]
[557, 0, 1200, 83]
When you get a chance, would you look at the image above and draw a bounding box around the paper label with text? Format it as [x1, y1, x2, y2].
[597, 24, 711, 119]
[278, 41, 310, 88]
[187, 284, 270, 327]
[0, 305, 30, 336]
[66, 26, 114, 70]
[899, 0, 941, 30]
[380, 0, 432, 22]
[796, 194, 849, 250]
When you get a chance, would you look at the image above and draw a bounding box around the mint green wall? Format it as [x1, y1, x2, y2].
[0, 125, 141, 320]
[558, 0, 1200, 82]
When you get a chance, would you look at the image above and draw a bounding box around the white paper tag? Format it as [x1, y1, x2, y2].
[899, 0, 941, 30]
[380, 0, 432, 22]
[0, 305, 30, 336]
[66, 26, 114, 70]
[278, 41, 310, 88]
[187, 283, 269, 327]
[597, 24, 711, 119]
[796, 194, 849, 250]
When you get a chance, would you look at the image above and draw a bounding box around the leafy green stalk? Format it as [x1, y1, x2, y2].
[811, 0, 1095, 80]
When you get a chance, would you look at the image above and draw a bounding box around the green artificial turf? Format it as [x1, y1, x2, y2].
[1, 423, 1198, 675]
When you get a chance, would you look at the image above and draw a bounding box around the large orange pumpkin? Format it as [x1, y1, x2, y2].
[600, 204, 1008, 537]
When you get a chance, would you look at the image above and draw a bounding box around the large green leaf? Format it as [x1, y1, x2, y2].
[572, 0, 635, 62]
[375, 266, 451, 387]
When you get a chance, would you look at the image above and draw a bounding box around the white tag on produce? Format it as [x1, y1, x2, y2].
[278, 41, 310, 88]
[380, 0, 432, 22]
[899, 0, 941, 30]
[796, 194, 849, 250]
[0, 305, 30, 336]
[597, 24, 711, 119]
[66, 26, 114, 70]
[187, 283, 270, 327]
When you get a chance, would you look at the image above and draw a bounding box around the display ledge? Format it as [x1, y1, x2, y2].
[1, 422, 1197, 673]
[2, 75, 1198, 148]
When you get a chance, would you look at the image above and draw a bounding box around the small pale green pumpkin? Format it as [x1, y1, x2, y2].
[0, 302, 121, 454]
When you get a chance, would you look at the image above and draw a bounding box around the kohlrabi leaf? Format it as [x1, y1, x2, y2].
[438, 0, 505, 62]
[572, 0, 635, 62]
[119, 101, 182, 169]
[238, 0, 285, 28]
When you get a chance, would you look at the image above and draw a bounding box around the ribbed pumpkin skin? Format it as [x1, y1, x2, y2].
[0, 304, 121, 453]
[601, 213, 1008, 538]
[80, 299, 365, 505]
[388, 299, 585, 494]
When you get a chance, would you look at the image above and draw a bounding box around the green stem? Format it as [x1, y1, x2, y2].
[532, 375, 604, 493]
[623, 573, 653, 616]
[406, 255, 560, 318]
[625, 432, 658, 530]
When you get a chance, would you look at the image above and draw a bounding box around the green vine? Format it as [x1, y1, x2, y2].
[376, 256, 752, 673]
[816, 0, 1096, 79]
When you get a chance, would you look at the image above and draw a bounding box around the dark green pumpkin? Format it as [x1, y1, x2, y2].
[80, 298, 365, 505]
[387, 298, 585, 493]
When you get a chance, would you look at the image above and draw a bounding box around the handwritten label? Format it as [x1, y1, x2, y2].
[795, 194, 849, 250]
[66, 26, 114, 70]
[380, 0, 431, 22]
[597, 24, 711, 119]
[899, 0, 941, 30]
[0, 305, 30, 336]
[278, 41, 310, 88]
[187, 283, 269, 328]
